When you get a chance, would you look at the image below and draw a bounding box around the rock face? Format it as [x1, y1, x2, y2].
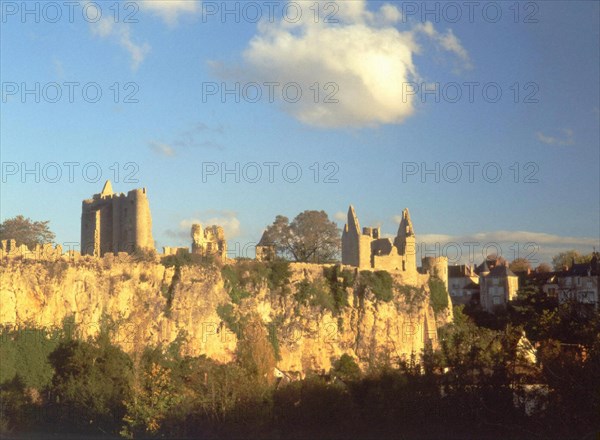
[0, 258, 450, 375]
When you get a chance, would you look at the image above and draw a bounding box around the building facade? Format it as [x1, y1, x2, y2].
[479, 263, 519, 312]
[448, 264, 480, 305]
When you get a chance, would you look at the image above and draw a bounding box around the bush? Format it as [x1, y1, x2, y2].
[429, 278, 449, 314]
[0, 326, 61, 390]
[47, 334, 133, 434]
[332, 354, 361, 382]
[161, 252, 213, 268]
[221, 265, 252, 304]
[267, 261, 291, 291]
[323, 265, 353, 312]
[217, 303, 238, 334]
[294, 279, 336, 314]
[359, 270, 394, 302]
[273, 376, 353, 434]
[267, 322, 281, 361]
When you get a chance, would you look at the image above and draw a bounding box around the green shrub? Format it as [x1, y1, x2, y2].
[217, 304, 238, 334]
[332, 354, 361, 381]
[221, 265, 252, 304]
[266, 322, 281, 361]
[323, 265, 354, 312]
[0, 326, 61, 389]
[161, 253, 213, 268]
[47, 334, 134, 434]
[267, 261, 291, 291]
[359, 270, 394, 302]
[429, 278, 449, 314]
[294, 279, 336, 314]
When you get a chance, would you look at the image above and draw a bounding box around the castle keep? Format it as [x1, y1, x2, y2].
[81, 180, 154, 256]
[342, 206, 417, 273]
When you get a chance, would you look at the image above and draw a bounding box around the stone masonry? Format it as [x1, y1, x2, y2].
[81, 180, 154, 256]
[191, 223, 227, 261]
[341, 205, 417, 275]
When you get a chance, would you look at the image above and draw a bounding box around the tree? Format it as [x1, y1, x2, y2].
[332, 354, 361, 382]
[263, 211, 340, 263]
[0, 215, 55, 248]
[47, 334, 133, 434]
[121, 362, 181, 438]
[509, 258, 531, 272]
[535, 262, 552, 273]
[551, 250, 593, 270]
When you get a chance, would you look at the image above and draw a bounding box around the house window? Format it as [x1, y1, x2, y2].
[493, 296, 501, 305]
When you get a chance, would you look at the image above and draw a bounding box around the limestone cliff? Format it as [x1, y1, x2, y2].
[0, 257, 450, 375]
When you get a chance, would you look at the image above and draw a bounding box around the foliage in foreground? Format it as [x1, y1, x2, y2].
[1, 301, 598, 439]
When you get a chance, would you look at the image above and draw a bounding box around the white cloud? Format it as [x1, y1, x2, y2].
[149, 141, 176, 157]
[379, 4, 402, 24]
[138, 0, 199, 26]
[52, 58, 65, 78]
[334, 211, 346, 222]
[148, 121, 225, 156]
[213, 0, 470, 128]
[416, 230, 599, 265]
[90, 18, 150, 70]
[535, 128, 574, 146]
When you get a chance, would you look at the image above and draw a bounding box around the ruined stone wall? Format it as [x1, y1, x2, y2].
[357, 235, 373, 268]
[373, 252, 404, 272]
[0, 240, 66, 261]
[191, 224, 227, 261]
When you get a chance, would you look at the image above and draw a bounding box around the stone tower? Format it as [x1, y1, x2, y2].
[394, 208, 417, 273]
[81, 180, 154, 256]
[341, 205, 373, 268]
[421, 256, 449, 290]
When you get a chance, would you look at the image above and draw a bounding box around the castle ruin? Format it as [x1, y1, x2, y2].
[342, 205, 417, 273]
[81, 180, 154, 256]
[191, 223, 227, 261]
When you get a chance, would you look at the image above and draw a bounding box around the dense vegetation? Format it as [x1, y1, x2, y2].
[1, 294, 597, 439]
[428, 278, 449, 314]
[1, 256, 597, 439]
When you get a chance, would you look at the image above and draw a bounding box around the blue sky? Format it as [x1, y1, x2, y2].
[1, 0, 599, 265]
